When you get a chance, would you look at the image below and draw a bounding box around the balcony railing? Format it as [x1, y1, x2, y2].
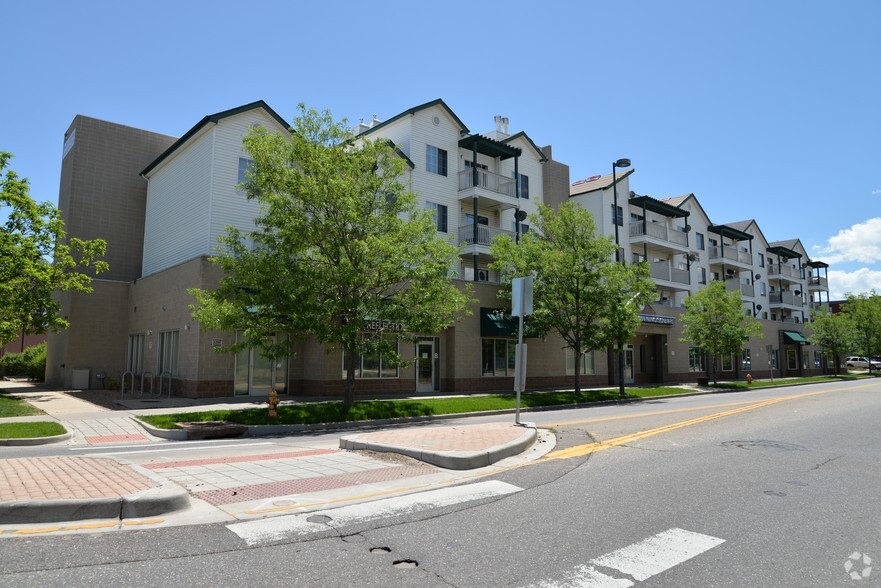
[458, 169, 516, 198]
[708, 246, 752, 265]
[770, 292, 804, 307]
[457, 224, 516, 247]
[629, 222, 688, 246]
[808, 276, 828, 289]
[650, 262, 690, 285]
[768, 264, 803, 279]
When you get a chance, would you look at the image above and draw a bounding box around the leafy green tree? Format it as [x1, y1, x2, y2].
[191, 105, 470, 406]
[808, 306, 856, 375]
[490, 202, 653, 393]
[680, 280, 763, 383]
[0, 152, 108, 345]
[841, 291, 881, 359]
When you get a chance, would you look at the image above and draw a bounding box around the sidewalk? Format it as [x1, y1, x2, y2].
[0, 381, 547, 530]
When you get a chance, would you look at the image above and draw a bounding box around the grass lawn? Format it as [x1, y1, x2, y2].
[0, 421, 66, 439]
[0, 394, 43, 418]
[140, 386, 692, 430]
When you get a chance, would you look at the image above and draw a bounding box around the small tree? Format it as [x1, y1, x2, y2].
[191, 105, 470, 406]
[680, 280, 763, 384]
[491, 202, 651, 393]
[0, 152, 108, 345]
[808, 306, 855, 375]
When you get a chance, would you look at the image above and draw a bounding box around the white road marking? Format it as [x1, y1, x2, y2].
[82, 442, 274, 456]
[528, 528, 724, 587]
[227, 480, 523, 546]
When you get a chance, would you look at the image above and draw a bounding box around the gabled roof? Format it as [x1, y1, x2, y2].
[767, 239, 803, 260]
[502, 131, 548, 162]
[570, 169, 635, 196]
[385, 139, 415, 169]
[140, 100, 289, 177]
[721, 219, 771, 248]
[356, 98, 469, 138]
[660, 193, 714, 226]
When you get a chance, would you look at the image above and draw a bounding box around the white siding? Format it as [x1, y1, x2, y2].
[142, 127, 213, 276]
[209, 110, 289, 252]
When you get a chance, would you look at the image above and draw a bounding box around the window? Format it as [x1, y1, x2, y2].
[238, 157, 254, 186]
[688, 347, 705, 372]
[721, 353, 734, 372]
[343, 335, 399, 379]
[465, 160, 488, 170]
[426, 145, 448, 176]
[741, 348, 752, 371]
[565, 348, 595, 376]
[762, 311, 768, 319]
[699, 268, 707, 284]
[513, 222, 530, 234]
[803, 352, 811, 370]
[482, 339, 516, 376]
[611, 204, 624, 227]
[758, 253, 765, 267]
[513, 173, 529, 199]
[427, 202, 448, 232]
[695, 233, 705, 250]
[157, 330, 179, 376]
[759, 282, 766, 296]
[466, 213, 489, 226]
[127, 334, 145, 375]
[787, 349, 798, 370]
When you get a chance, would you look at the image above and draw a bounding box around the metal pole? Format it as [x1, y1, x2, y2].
[516, 311, 524, 424]
[612, 164, 620, 262]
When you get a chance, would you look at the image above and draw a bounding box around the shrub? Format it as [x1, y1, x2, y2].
[0, 342, 47, 381]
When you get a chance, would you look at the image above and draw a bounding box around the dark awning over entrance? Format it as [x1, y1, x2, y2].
[782, 330, 810, 345]
[480, 308, 517, 337]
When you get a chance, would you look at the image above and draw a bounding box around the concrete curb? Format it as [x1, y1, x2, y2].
[339, 425, 538, 470]
[0, 462, 190, 525]
[0, 431, 73, 446]
[131, 416, 188, 441]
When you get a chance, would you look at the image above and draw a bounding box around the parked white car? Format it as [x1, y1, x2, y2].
[845, 356, 881, 371]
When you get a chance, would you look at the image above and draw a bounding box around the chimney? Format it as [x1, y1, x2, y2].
[494, 115, 504, 132]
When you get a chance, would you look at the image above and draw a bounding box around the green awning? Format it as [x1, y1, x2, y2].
[782, 330, 810, 345]
[480, 308, 517, 337]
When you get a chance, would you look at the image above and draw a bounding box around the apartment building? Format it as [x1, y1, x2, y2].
[46, 98, 833, 398]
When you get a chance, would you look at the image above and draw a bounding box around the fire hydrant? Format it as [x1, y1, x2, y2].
[267, 389, 280, 418]
[746, 373, 753, 385]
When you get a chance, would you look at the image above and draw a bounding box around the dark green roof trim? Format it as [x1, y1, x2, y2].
[629, 195, 690, 219]
[502, 131, 548, 162]
[766, 245, 802, 259]
[782, 330, 810, 345]
[141, 100, 290, 177]
[708, 224, 753, 241]
[807, 260, 829, 268]
[385, 139, 415, 169]
[459, 134, 521, 160]
[356, 99, 469, 138]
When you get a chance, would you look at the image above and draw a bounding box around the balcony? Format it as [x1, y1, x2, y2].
[649, 262, 691, 291]
[708, 246, 753, 270]
[725, 280, 755, 298]
[769, 291, 805, 309]
[629, 222, 689, 254]
[458, 169, 520, 211]
[458, 224, 516, 254]
[767, 264, 804, 283]
[808, 275, 828, 291]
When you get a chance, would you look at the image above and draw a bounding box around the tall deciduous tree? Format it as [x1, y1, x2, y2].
[679, 280, 763, 383]
[490, 202, 654, 394]
[841, 291, 881, 359]
[191, 105, 470, 406]
[808, 306, 856, 375]
[0, 152, 108, 345]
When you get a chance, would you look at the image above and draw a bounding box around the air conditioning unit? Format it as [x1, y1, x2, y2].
[477, 269, 490, 282]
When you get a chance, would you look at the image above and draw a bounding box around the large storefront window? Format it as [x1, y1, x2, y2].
[741, 348, 752, 371]
[127, 334, 145, 375]
[688, 347, 705, 372]
[482, 338, 516, 376]
[565, 348, 595, 376]
[343, 335, 399, 379]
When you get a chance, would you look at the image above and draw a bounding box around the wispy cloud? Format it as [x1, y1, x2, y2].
[812, 217, 881, 264]
[828, 268, 881, 299]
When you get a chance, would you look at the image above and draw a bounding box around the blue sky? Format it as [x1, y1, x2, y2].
[3, 0, 879, 298]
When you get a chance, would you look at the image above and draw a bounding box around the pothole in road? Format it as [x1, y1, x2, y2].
[722, 440, 806, 452]
[764, 490, 787, 497]
[370, 547, 392, 554]
[393, 559, 418, 569]
[307, 515, 333, 524]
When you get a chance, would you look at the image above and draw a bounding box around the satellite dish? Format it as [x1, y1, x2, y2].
[685, 225, 692, 232]
[726, 268, 735, 275]
[687, 253, 696, 262]
[515, 209, 528, 222]
[794, 290, 801, 296]
[756, 304, 762, 311]
[754, 273, 761, 280]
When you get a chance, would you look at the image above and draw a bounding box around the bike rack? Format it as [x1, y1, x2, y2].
[159, 371, 173, 398]
[139, 371, 155, 398]
[120, 371, 135, 400]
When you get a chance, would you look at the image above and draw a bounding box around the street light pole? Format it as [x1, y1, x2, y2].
[611, 158, 631, 264]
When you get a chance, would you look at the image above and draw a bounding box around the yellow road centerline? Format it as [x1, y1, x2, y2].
[540, 385, 863, 462]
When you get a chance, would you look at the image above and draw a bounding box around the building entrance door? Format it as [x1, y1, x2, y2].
[624, 344, 635, 384]
[235, 333, 287, 396]
[416, 339, 435, 393]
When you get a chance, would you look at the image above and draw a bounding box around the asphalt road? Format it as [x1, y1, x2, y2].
[1, 379, 879, 587]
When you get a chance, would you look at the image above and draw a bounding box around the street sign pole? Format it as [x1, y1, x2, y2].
[512, 276, 533, 425]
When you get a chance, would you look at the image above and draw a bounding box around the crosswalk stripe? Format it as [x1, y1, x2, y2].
[227, 480, 523, 546]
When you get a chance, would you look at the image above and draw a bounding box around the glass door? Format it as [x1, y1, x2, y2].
[235, 332, 288, 396]
[624, 344, 635, 384]
[416, 339, 434, 393]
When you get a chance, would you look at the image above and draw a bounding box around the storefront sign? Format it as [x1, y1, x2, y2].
[364, 319, 404, 332]
[639, 314, 674, 326]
